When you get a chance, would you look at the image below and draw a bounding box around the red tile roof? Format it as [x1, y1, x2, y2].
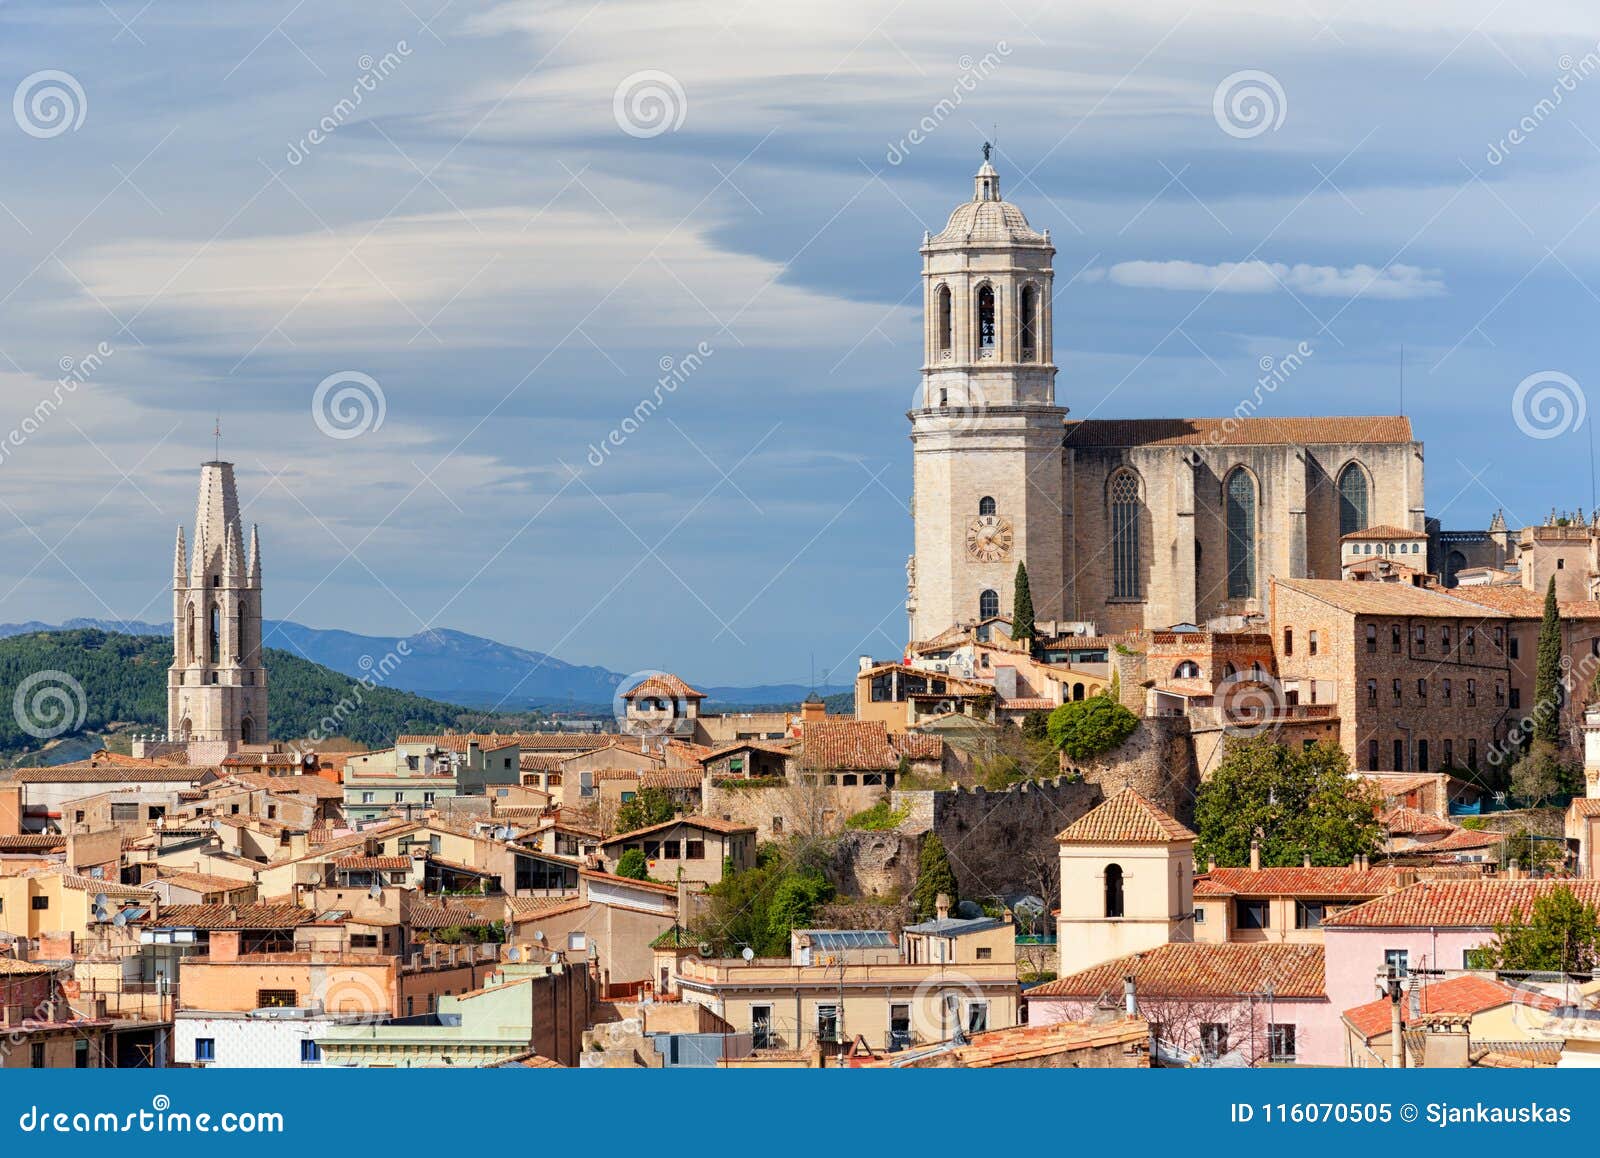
[580, 868, 679, 896]
[334, 855, 411, 871]
[890, 732, 946, 761]
[1055, 787, 1196, 845]
[620, 673, 707, 700]
[799, 720, 902, 771]
[1063, 416, 1413, 448]
[602, 815, 756, 845]
[1028, 942, 1326, 1000]
[1382, 806, 1456, 837]
[147, 903, 313, 929]
[1341, 524, 1426, 541]
[1321, 879, 1600, 928]
[641, 769, 704, 791]
[1447, 587, 1600, 620]
[1193, 866, 1408, 899]
[1342, 975, 1557, 1041]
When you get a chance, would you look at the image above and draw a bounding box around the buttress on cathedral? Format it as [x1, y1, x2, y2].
[907, 154, 1423, 642]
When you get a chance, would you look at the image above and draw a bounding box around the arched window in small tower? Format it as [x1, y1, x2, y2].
[1019, 285, 1038, 362]
[240, 717, 254, 744]
[1104, 864, 1125, 918]
[208, 604, 220, 665]
[1337, 463, 1369, 538]
[1110, 470, 1142, 599]
[936, 284, 952, 356]
[1225, 468, 1258, 600]
[186, 602, 197, 663]
[236, 599, 245, 661]
[978, 496, 996, 517]
[977, 285, 996, 352]
[978, 589, 1000, 620]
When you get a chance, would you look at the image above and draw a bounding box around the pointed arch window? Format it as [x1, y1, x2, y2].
[1337, 463, 1369, 538]
[1225, 469, 1257, 600]
[977, 285, 996, 351]
[1110, 470, 1142, 599]
[1019, 285, 1038, 362]
[186, 602, 197, 663]
[240, 717, 254, 744]
[208, 604, 220, 665]
[978, 589, 1000, 620]
[1104, 864, 1125, 918]
[936, 285, 953, 356]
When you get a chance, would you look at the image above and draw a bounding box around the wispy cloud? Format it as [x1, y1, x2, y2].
[1085, 258, 1445, 299]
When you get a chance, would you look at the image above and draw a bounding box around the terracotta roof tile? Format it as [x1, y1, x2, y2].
[147, 903, 313, 929]
[1382, 806, 1457, 837]
[1322, 879, 1600, 928]
[1055, 787, 1195, 844]
[1342, 975, 1556, 1041]
[580, 868, 679, 896]
[1446, 587, 1600, 620]
[1274, 578, 1510, 618]
[1341, 524, 1427, 541]
[799, 720, 901, 771]
[640, 769, 704, 791]
[890, 732, 946, 761]
[602, 815, 755, 845]
[8, 765, 214, 783]
[1028, 942, 1325, 1000]
[333, 855, 410, 871]
[620, 673, 707, 700]
[1193, 866, 1408, 899]
[1063, 416, 1413, 448]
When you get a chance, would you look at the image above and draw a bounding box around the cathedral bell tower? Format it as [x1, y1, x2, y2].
[166, 461, 267, 760]
[908, 149, 1066, 641]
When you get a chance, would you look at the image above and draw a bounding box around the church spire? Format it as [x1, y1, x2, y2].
[222, 521, 241, 584]
[974, 143, 1000, 202]
[247, 524, 261, 588]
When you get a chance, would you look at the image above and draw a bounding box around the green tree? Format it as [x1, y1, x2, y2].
[1535, 575, 1563, 748]
[912, 833, 960, 920]
[1046, 696, 1138, 761]
[614, 848, 650, 880]
[1193, 736, 1380, 868]
[1510, 740, 1564, 806]
[1021, 709, 1051, 743]
[1012, 562, 1035, 646]
[1481, 886, 1600, 973]
[614, 788, 677, 834]
[766, 872, 834, 942]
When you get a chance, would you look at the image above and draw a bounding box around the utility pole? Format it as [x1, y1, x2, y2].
[1387, 966, 1406, 1069]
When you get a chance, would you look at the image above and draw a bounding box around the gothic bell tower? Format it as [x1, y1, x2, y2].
[166, 460, 267, 759]
[908, 149, 1066, 641]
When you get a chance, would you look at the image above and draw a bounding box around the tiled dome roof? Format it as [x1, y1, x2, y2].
[930, 161, 1048, 245]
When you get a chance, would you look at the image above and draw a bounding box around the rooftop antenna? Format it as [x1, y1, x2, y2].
[1399, 344, 1405, 417]
[213, 414, 221, 462]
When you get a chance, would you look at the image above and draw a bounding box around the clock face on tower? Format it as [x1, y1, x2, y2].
[966, 514, 1014, 563]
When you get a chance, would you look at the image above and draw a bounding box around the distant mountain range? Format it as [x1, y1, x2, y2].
[0, 619, 849, 711]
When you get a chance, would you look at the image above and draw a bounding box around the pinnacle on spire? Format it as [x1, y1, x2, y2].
[189, 524, 207, 587]
[247, 524, 261, 587]
[223, 522, 241, 582]
[173, 526, 187, 584]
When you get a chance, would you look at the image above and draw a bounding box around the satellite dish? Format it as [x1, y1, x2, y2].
[112, 911, 128, 927]
[368, 881, 383, 900]
[506, 947, 521, 962]
[533, 930, 545, 943]
[93, 905, 110, 923]
[93, 893, 109, 912]
[741, 947, 755, 962]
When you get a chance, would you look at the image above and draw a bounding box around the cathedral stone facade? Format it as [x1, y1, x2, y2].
[908, 158, 1426, 641]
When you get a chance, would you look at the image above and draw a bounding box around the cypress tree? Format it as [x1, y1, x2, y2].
[1012, 561, 1036, 646]
[913, 833, 960, 921]
[1535, 576, 1563, 747]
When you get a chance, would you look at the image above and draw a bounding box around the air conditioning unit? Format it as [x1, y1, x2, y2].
[931, 663, 948, 673]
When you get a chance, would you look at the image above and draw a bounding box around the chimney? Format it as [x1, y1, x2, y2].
[1249, 840, 1261, 872]
[288, 832, 308, 861]
[1352, 852, 1362, 869]
[858, 655, 873, 672]
[1303, 853, 1313, 869]
[1206, 856, 1216, 874]
[1123, 974, 1138, 1017]
[1507, 859, 1521, 880]
[935, 893, 951, 923]
[801, 698, 826, 725]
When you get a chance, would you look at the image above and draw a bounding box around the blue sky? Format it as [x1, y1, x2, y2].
[1, 0, 1599, 684]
